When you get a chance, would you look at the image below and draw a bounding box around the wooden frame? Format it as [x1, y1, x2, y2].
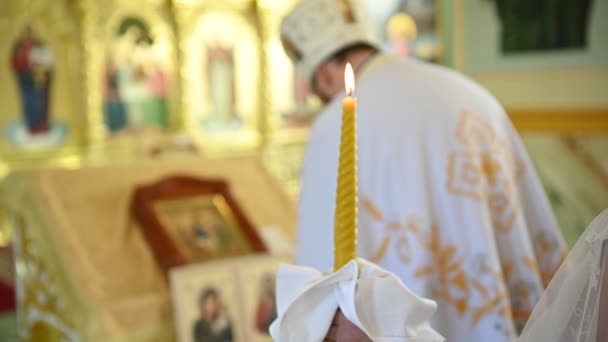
[130, 175, 266, 274]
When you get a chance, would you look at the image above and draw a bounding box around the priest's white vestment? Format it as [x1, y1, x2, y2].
[297, 55, 567, 342]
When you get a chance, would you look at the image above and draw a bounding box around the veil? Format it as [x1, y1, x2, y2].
[517, 209, 608, 342]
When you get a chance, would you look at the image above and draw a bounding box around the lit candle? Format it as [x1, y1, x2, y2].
[334, 63, 358, 271]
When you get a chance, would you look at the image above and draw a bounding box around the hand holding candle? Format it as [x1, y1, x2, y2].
[334, 63, 358, 271]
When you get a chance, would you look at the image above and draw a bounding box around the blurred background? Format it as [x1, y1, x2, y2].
[0, 0, 606, 340]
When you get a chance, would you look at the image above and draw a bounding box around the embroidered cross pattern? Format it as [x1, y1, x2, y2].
[413, 221, 471, 316]
[363, 199, 417, 264]
[447, 111, 525, 233]
[362, 202, 513, 326]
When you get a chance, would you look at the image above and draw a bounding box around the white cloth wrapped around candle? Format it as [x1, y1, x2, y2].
[269, 258, 445, 342]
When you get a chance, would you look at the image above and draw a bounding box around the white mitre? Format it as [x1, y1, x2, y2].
[280, 0, 382, 83]
[269, 258, 445, 342]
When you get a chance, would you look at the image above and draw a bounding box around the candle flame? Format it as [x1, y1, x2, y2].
[344, 63, 355, 96]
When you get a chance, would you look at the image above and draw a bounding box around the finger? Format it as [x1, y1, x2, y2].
[332, 309, 343, 324]
[324, 324, 338, 341]
[334, 310, 350, 325]
[325, 310, 341, 341]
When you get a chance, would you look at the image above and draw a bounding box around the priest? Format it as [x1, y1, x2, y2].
[280, 0, 567, 341]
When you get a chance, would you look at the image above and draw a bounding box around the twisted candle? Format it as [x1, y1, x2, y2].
[334, 63, 358, 271]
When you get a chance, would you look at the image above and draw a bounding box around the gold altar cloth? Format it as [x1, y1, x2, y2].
[0, 156, 295, 341]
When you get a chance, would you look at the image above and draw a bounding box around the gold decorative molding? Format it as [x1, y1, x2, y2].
[509, 109, 608, 134]
[174, 1, 262, 154]
[174, 0, 255, 11]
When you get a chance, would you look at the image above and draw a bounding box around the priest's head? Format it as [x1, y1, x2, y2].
[281, 0, 381, 104]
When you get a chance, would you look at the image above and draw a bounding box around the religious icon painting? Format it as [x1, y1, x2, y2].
[153, 195, 256, 263]
[130, 175, 267, 273]
[102, 8, 176, 136]
[236, 256, 289, 341]
[9, 27, 61, 146]
[170, 264, 244, 342]
[170, 255, 289, 342]
[179, 10, 261, 152]
[0, 3, 85, 160]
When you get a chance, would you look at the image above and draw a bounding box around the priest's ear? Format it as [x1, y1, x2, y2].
[313, 62, 343, 104]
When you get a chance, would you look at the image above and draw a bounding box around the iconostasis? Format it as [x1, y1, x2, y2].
[0, 0, 438, 191]
[1, 0, 606, 243]
[0, 0, 319, 177]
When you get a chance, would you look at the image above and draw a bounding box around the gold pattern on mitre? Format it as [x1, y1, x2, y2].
[337, 0, 356, 23]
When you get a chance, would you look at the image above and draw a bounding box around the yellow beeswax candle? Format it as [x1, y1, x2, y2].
[334, 63, 358, 271]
